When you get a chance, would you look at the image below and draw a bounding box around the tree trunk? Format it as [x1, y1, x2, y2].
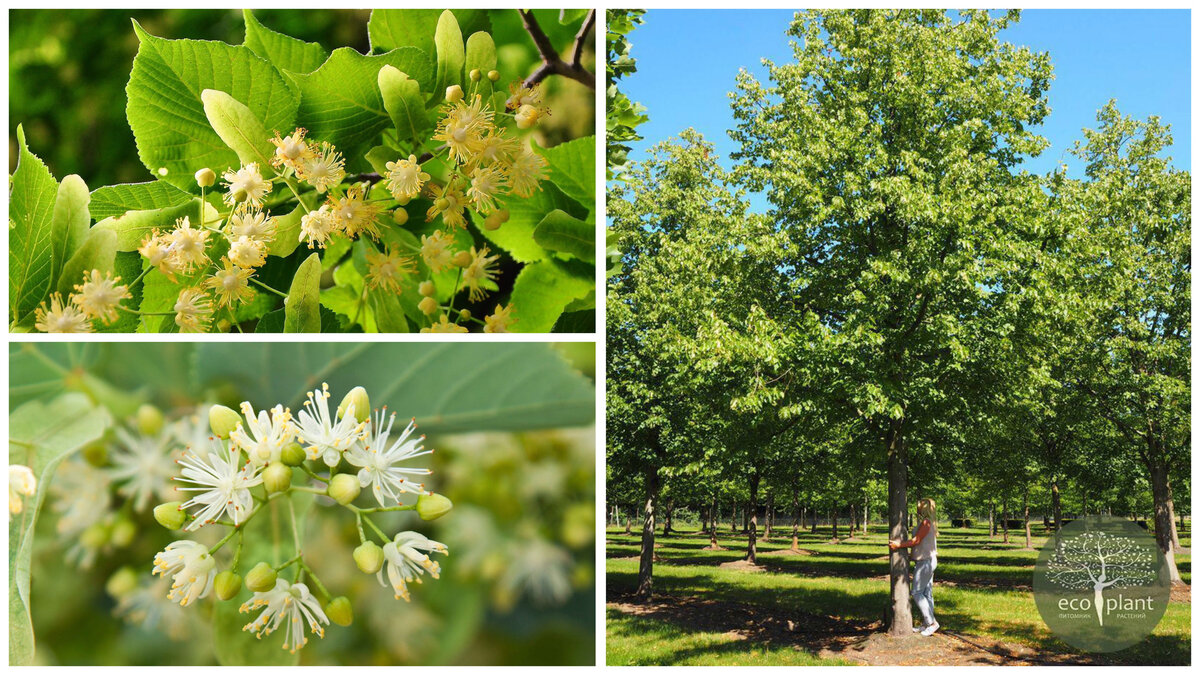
[662, 498, 674, 536]
[810, 502, 817, 533]
[747, 471, 761, 564]
[989, 500, 996, 539]
[635, 466, 659, 600]
[1051, 478, 1063, 532]
[730, 501, 737, 533]
[1166, 473, 1182, 553]
[863, 498, 869, 535]
[711, 494, 719, 536]
[1023, 487, 1032, 549]
[831, 502, 840, 541]
[764, 493, 775, 541]
[743, 500, 749, 533]
[1147, 458, 1183, 583]
[1002, 500, 1010, 544]
[886, 420, 912, 635]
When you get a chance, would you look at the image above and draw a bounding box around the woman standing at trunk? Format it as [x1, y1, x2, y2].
[889, 498, 939, 636]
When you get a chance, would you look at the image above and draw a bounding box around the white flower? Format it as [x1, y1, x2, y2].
[223, 162, 272, 208]
[378, 531, 448, 601]
[152, 540, 217, 607]
[114, 576, 191, 641]
[296, 383, 365, 467]
[499, 536, 572, 606]
[345, 410, 432, 507]
[108, 426, 181, 511]
[240, 579, 329, 653]
[175, 438, 262, 530]
[230, 403, 295, 467]
[50, 458, 110, 536]
[8, 465, 36, 517]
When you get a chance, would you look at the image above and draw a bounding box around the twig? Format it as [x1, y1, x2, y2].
[519, 9, 596, 89]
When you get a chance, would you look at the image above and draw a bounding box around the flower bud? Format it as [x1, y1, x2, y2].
[327, 473, 361, 505]
[434, 197, 450, 211]
[326, 596, 354, 626]
[263, 462, 292, 494]
[154, 502, 188, 530]
[452, 251, 473, 267]
[209, 404, 242, 439]
[82, 439, 108, 467]
[392, 207, 409, 225]
[416, 492, 453, 521]
[469, 68, 481, 82]
[487, 70, 500, 82]
[354, 541, 384, 574]
[110, 518, 137, 547]
[418, 280, 436, 297]
[445, 84, 464, 103]
[232, 188, 249, 204]
[135, 404, 165, 436]
[81, 521, 110, 548]
[419, 296, 439, 315]
[106, 567, 139, 598]
[195, 167, 217, 188]
[214, 570, 243, 600]
[458, 309, 471, 321]
[338, 386, 370, 423]
[281, 442, 306, 467]
[245, 562, 277, 592]
[484, 209, 510, 231]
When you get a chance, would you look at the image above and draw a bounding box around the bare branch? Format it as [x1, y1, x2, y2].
[519, 9, 596, 90]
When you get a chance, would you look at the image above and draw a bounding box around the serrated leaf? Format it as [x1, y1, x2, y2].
[367, 9, 491, 57]
[201, 89, 277, 175]
[242, 9, 328, 75]
[532, 209, 595, 263]
[92, 199, 219, 252]
[534, 136, 595, 210]
[290, 47, 434, 164]
[49, 175, 91, 291]
[10, 393, 112, 666]
[195, 343, 595, 432]
[55, 228, 117, 298]
[284, 252, 321, 332]
[508, 258, 593, 333]
[9, 125, 59, 323]
[463, 31, 497, 101]
[474, 181, 587, 263]
[126, 20, 298, 190]
[89, 181, 194, 220]
[433, 10, 465, 96]
[378, 65, 428, 148]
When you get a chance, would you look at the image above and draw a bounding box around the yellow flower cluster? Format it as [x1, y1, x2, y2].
[33, 270, 131, 333]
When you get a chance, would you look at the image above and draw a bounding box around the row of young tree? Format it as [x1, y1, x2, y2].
[606, 10, 1190, 637]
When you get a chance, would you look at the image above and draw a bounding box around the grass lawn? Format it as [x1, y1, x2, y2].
[606, 524, 1191, 666]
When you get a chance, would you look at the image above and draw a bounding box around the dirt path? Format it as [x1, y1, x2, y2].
[608, 592, 1098, 666]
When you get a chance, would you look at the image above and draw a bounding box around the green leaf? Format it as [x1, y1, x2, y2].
[49, 174, 91, 291]
[475, 181, 587, 263]
[532, 209, 595, 263]
[433, 10, 465, 96]
[284, 252, 321, 332]
[55, 228, 118, 298]
[534, 136, 595, 210]
[559, 8, 591, 24]
[508, 258, 593, 333]
[289, 47, 434, 163]
[89, 180, 194, 220]
[367, 288, 409, 332]
[9, 125, 59, 323]
[201, 89, 277, 176]
[195, 343, 595, 433]
[126, 20, 298, 190]
[378, 65, 428, 148]
[10, 393, 112, 665]
[242, 9, 328, 75]
[92, 199, 219, 252]
[267, 205, 305, 258]
[463, 31, 497, 101]
[367, 9, 491, 56]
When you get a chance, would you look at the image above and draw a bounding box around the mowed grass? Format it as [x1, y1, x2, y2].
[606, 525, 1191, 666]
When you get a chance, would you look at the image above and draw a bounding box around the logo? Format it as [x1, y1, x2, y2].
[1033, 516, 1171, 653]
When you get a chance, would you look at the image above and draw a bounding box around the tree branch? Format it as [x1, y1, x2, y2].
[519, 9, 596, 90]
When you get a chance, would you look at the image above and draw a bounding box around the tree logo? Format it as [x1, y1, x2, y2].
[1033, 516, 1171, 652]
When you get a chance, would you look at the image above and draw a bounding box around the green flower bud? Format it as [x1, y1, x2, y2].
[81, 521, 109, 549]
[263, 462, 292, 494]
[105, 567, 139, 598]
[445, 84, 464, 103]
[281, 442, 306, 467]
[326, 596, 354, 626]
[232, 188, 249, 204]
[245, 562, 277, 592]
[458, 309, 471, 321]
[416, 492, 453, 521]
[483, 209, 509, 231]
[135, 404, 165, 436]
[82, 439, 108, 467]
[452, 250, 473, 268]
[209, 404, 242, 439]
[211, 570, 241, 600]
[393, 207, 409, 225]
[154, 501, 188, 530]
[337, 386, 370, 423]
[469, 68, 482, 82]
[353, 541, 384, 574]
[487, 69, 500, 82]
[195, 167, 217, 188]
[418, 280, 436, 297]
[110, 518, 137, 547]
[327, 473, 362, 505]
[419, 296, 439, 315]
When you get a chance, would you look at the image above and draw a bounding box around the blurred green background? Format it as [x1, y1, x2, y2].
[9, 8, 595, 187]
[9, 342, 596, 665]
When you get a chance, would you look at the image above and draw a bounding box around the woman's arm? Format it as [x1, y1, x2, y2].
[888, 519, 931, 550]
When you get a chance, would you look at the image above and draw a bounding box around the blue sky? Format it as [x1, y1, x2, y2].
[620, 9, 1191, 181]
